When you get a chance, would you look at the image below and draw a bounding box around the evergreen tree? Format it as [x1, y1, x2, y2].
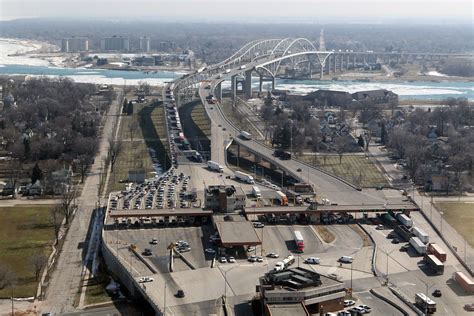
[358, 134, 365, 148]
[380, 122, 388, 145]
[31, 162, 43, 184]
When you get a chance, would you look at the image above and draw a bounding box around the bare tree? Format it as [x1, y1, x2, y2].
[108, 138, 123, 172]
[60, 185, 77, 225]
[50, 206, 63, 245]
[128, 121, 139, 142]
[29, 251, 48, 282]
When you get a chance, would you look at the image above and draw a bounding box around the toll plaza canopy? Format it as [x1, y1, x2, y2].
[214, 215, 262, 247]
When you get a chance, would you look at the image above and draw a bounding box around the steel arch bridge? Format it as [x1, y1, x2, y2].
[174, 38, 332, 91]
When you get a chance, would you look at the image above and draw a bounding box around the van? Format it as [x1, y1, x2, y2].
[338, 256, 353, 263]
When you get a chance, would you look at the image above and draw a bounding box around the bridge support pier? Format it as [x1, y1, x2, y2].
[244, 69, 252, 99]
[215, 82, 222, 101]
[231, 75, 237, 100]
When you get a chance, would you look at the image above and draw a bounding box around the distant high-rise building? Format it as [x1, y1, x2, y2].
[139, 36, 151, 52]
[100, 36, 130, 52]
[159, 41, 176, 51]
[61, 37, 89, 52]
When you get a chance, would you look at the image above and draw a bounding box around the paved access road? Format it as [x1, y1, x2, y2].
[40, 90, 123, 314]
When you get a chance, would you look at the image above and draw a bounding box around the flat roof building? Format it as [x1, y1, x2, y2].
[100, 36, 130, 52]
[61, 37, 89, 52]
[258, 267, 346, 314]
[204, 185, 246, 213]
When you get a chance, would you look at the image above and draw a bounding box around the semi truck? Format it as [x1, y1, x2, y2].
[412, 226, 429, 244]
[415, 293, 436, 314]
[425, 254, 444, 275]
[207, 160, 223, 173]
[239, 131, 252, 140]
[452, 271, 474, 294]
[275, 191, 288, 206]
[274, 254, 295, 271]
[234, 171, 255, 184]
[427, 243, 447, 262]
[410, 236, 427, 255]
[395, 225, 414, 242]
[294, 230, 304, 252]
[252, 186, 261, 198]
[381, 213, 398, 228]
[397, 213, 413, 228]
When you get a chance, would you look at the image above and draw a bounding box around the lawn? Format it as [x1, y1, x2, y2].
[107, 102, 169, 193]
[297, 154, 388, 188]
[434, 202, 474, 247]
[0, 204, 58, 298]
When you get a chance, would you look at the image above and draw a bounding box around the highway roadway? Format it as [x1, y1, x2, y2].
[195, 78, 403, 206]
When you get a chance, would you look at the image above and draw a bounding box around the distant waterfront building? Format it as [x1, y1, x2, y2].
[159, 41, 176, 51]
[61, 37, 89, 52]
[100, 36, 130, 52]
[139, 36, 151, 52]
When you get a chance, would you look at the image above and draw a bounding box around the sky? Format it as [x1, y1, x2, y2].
[0, 0, 472, 23]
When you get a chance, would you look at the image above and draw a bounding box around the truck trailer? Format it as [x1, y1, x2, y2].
[275, 191, 288, 206]
[294, 230, 304, 252]
[427, 243, 447, 262]
[252, 186, 261, 198]
[452, 272, 474, 294]
[425, 254, 444, 275]
[412, 226, 429, 244]
[410, 236, 427, 255]
[234, 171, 255, 184]
[397, 213, 413, 228]
[207, 160, 223, 173]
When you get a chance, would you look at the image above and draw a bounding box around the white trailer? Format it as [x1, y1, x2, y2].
[397, 213, 413, 227]
[412, 226, 429, 244]
[207, 160, 223, 173]
[239, 131, 252, 140]
[252, 186, 261, 198]
[235, 171, 255, 184]
[410, 236, 427, 255]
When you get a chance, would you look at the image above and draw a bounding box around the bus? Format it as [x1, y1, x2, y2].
[415, 293, 436, 314]
[425, 254, 444, 275]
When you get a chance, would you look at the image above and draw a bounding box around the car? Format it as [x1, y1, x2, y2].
[465, 303, 474, 311]
[305, 257, 321, 264]
[220, 257, 227, 263]
[267, 252, 279, 258]
[205, 248, 216, 254]
[248, 255, 257, 262]
[228, 256, 236, 263]
[138, 277, 154, 283]
[150, 238, 158, 245]
[376, 224, 384, 230]
[432, 289, 442, 297]
[344, 299, 356, 307]
[176, 290, 185, 298]
[400, 244, 410, 251]
[358, 305, 371, 313]
[247, 246, 256, 252]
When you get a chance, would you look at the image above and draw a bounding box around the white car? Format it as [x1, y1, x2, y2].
[304, 257, 320, 264]
[344, 299, 356, 307]
[220, 257, 227, 263]
[228, 256, 236, 263]
[138, 277, 154, 283]
[267, 252, 279, 258]
[205, 248, 216, 254]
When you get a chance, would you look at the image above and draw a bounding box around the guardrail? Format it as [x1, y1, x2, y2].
[370, 288, 409, 316]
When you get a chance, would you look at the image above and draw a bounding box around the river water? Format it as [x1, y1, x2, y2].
[1, 39, 472, 100]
